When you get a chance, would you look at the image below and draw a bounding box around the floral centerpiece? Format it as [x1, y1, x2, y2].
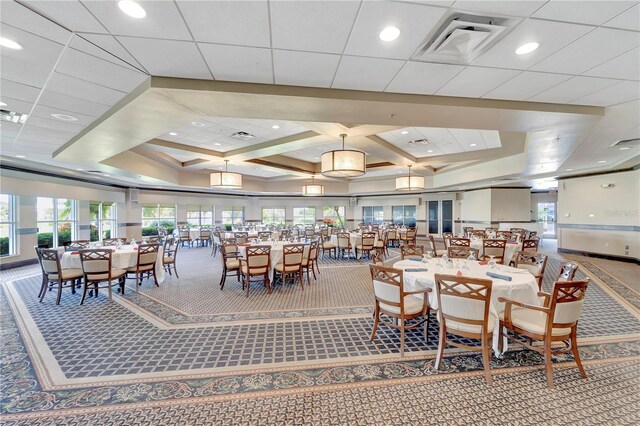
[323, 217, 335, 227]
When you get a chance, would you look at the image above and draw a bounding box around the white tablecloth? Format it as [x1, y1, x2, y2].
[394, 259, 539, 354]
[469, 240, 522, 264]
[330, 233, 379, 256]
[238, 242, 310, 276]
[61, 245, 166, 283]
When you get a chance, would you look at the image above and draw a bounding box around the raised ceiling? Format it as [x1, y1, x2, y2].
[0, 0, 639, 195]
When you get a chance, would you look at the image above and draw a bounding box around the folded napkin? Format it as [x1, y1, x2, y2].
[70, 251, 79, 255]
[486, 272, 512, 281]
[405, 268, 428, 272]
[479, 261, 488, 265]
[408, 257, 423, 261]
[507, 241, 519, 245]
[238, 243, 251, 246]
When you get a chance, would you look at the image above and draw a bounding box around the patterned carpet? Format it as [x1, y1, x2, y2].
[1, 246, 639, 425]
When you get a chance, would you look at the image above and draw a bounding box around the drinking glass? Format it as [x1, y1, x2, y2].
[434, 260, 443, 272]
[488, 255, 497, 270]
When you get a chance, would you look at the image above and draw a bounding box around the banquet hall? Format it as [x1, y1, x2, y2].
[1, 0, 639, 424]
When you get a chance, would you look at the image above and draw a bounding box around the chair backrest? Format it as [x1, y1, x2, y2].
[425, 235, 437, 255]
[283, 244, 305, 268]
[462, 227, 474, 236]
[434, 273, 493, 335]
[79, 249, 113, 281]
[305, 228, 315, 238]
[387, 229, 397, 239]
[234, 232, 249, 244]
[38, 248, 62, 276]
[405, 228, 416, 239]
[442, 232, 454, 248]
[258, 231, 271, 241]
[482, 239, 506, 261]
[510, 228, 526, 241]
[527, 231, 538, 239]
[514, 251, 548, 277]
[102, 238, 119, 246]
[400, 244, 424, 259]
[320, 228, 329, 238]
[337, 233, 351, 249]
[549, 279, 589, 329]
[179, 229, 190, 238]
[468, 230, 487, 239]
[200, 229, 211, 239]
[361, 232, 376, 249]
[136, 244, 159, 270]
[156, 226, 167, 236]
[370, 252, 385, 265]
[34, 245, 46, 275]
[307, 240, 319, 263]
[485, 227, 498, 233]
[212, 231, 222, 244]
[447, 246, 479, 259]
[245, 245, 271, 273]
[370, 265, 411, 314]
[146, 236, 163, 244]
[279, 229, 291, 240]
[449, 237, 470, 247]
[522, 238, 539, 252]
[496, 231, 512, 240]
[65, 240, 90, 251]
[164, 237, 179, 260]
[557, 262, 579, 281]
[221, 239, 238, 257]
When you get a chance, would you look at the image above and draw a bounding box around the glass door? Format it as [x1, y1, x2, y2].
[427, 200, 454, 235]
[537, 202, 556, 238]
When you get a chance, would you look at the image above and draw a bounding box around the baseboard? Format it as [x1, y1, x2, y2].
[557, 248, 640, 265]
[0, 258, 38, 270]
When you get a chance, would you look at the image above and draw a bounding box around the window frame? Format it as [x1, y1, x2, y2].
[186, 205, 214, 227]
[362, 206, 384, 225]
[89, 202, 117, 242]
[222, 207, 244, 227]
[392, 205, 417, 227]
[36, 197, 78, 248]
[261, 207, 286, 226]
[323, 206, 346, 228]
[0, 194, 17, 256]
[293, 207, 316, 225]
[141, 204, 177, 235]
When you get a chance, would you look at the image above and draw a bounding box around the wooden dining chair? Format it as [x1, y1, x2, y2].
[240, 245, 271, 297]
[496, 231, 513, 240]
[336, 233, 352, 259]
[78, 249, 126, 304]
[387, 229, 399, 247]
[196, 229, 211, 247]
[469, 230, 487, 239]
[234, 232, 249, 244]
[400, 244, 425, 260]
[557, 262, 579, 281]
[514, 251, 548, 290]
[370, 251, 385, 265]
[434, 274, 494, 384]
[485, 227, 498, 234]
[301, 240, 320, 285]
[211, 231, 222, 257]
[462, 227, 474, 237]
[258, 231, 272, 241]
[102, 238, 120, 246]
[426, 235, 442, 257]
[374, 230, 390, 258]
[370, 265, 431, 356]
[125, 243, 160, 292]
[38, 248, 83, 305]
[356, 232, 377, 260]
[442, 232, 454, 250]
[498, 279, 590, 388]
[449, 237, 471, 248]
[163, 237, 180, 278]
[522, 238, 539, 253]
[177, 228, 192, 248]
[64, 240, 90, 251]
[481, 239, 507, 264]
[219, 239, 241, 290]
[273, 244, 305, 290]
[399, 228, 417, 246]
[447, 246, 479, 259]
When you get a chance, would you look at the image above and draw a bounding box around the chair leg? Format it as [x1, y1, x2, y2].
[153, 271, 159, 287]
[80, 284, 88, 305]
[219, 269, 227, 290]
[498, 324, 504, 353]
[434, 323, 446, 370]
[370, 306, 379, 341]
[544, 335, 555, 388]
[481, 332, 493, 385]
[400, 322, 405, 357]
[108, 285, 113, 303]
[38, 276, 47, 299]
[173, 264, 179, 278]
[56, 282, 63, 305]
[571, 328, 588, 379]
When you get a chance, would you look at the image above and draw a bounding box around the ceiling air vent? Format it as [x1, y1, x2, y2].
[612, 138, 639, 148]
[413, 13, 518, 65]
[230, 131, 256, 141]
[408, 138, 431, 146]
[86, 170, 104, 174]
[0, 109, 28, 124]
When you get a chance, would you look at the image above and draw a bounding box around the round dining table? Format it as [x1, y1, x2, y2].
[237, 242, 310, 277]
[469, 239, 522, 264]
[393, 258, 539, 354]
[60, 245, 166, 284]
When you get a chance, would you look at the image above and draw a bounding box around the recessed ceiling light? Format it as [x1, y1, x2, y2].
[515, 42, 539, 55]
[169, 132, 178, 136]
[76, 168, 84, 171]
[400, 130, 409, 135]
[0, 37, 23, 50]
[469, 143, 477, 147]
[0, 101, 6, 107]
[271, 124, 280, 129]
[15, 155, 25, 158]
[619, 147, 630, 150]
[118, 0, 146, 19]
[51, 113, 77, 121]
[192, 121, 205, 126]
[427, 150, 433, 153]
[566, 168, 574, 171]
[214, 143, 221, 146]
[314, 157, 319, 160]
[379, 26, 400, 42]
[597, 160, 606, 163]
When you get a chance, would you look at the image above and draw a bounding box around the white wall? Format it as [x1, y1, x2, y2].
[491, 188, 531, 222]
[459, 189, 492, 223]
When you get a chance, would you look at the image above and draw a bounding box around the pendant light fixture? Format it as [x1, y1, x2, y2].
[395, 165, 425, 190]
[321, 134, 366, 177]
[302, 175, 324, 196]
[210, 160, 243, 189]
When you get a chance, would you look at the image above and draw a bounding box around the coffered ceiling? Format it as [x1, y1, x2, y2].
[1, 0, 639, 196]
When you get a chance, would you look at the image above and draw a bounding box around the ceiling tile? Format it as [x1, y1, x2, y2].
[332, 56, 405, 91]
[117, 37, 211, 79]
[0, 25, 65, 70]
[449, 128, 487, 150]
[532, 1, 637, 25]
[385, 62, 465, 95]
[82, 0, 191, 40]
[481, 130, 502, 148]
[38, 90, 111, 117]
[270, 0, 360, 54]
[344, 1, 448, 60]
[472, 19, 593, 70]
[0, 96, 33, 115]
[483, 71, 572, 100]
[0, 56, 50, 88]
[583, 48, 640, 81]
[177, 0, 271, 47]
[46, 72, 127, 106]
[75, 33, 146, 71]
[530, 27, 640, 75]
[603, 4, 640, 30]
[199, 43, 273, 84]
[528, 76, 622, 103]
[2, 0, 74, 43]
[0, 79, 41, 103]
[571, 81, 640, 106]
[273, 50, 340, 88]
[452, 0, 547, 17]
[30, 104, 97, 127]
[435, 66, 519, 97]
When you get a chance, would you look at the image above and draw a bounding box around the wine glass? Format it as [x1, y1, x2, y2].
[462, 260, 471, 275]
[434, 259, 443, 272]
[488, 255, 497, 270]
[467, 251, 477, 261]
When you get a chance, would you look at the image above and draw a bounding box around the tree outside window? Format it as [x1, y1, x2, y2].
[37, 197, 77, 248]
[89, 202, 117, 242]
[262, 207, 285, 225]
[142, 204, 176, 236]
[323, 206, 345, 228]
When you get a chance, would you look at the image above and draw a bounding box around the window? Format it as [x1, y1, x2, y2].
[89, 202, 117, 242]
[222, 207, 244, 228]
[362, 206, 384, 225]
[0, 194, 17, 256]
[323, 206, 345, 228]
[37, 197, 78, 248]
[392, 205, 416, 227]
[293, 207, 316, 225]
[186, 205, 214, 227]
[142, 204, 176, 236]
[262, 207, 285, 225]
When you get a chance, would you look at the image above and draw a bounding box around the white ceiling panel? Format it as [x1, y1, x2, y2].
[283, 141, 344, 163]
[0, 96, 33, 116]
[481, 130, 502, 148]
[435, 66, 519, 97]
[273, 50, 340, 88]
[117, 37, 211, 79]
[29, 103, 103, 127]
[571, 81, 640, 106]
[24, 115, 87, 133]
[603, 3, 640, 30]
[46, 72, 128, 106]
[81, 0, 191, 40]
[448, 128, 487, 150]
[177, 0, 271, 48]
[37, 90, 111, 117]
[483, 71, 572, 101]
[344, 1, 448, 60]
[0, 24, 65, 70]
[270, 0, 360, 54]
[453, 0, 547, 17]
[385, 62, 465, 95]
[0, 79, 41, 103]
[0, 56, 51, 88]
[472, 19, 593, 70]
[532, 1, 637, 25]
[55, 48, 149, 93]
[75, 33, 146, 71]
[25, 0, 106, 34]
[583, 48, 640, 81]
[530, 27, 640, 75]
[2, 0, 74, 43]
[528, 76, 621, 104]
[332, 56, 404, 91]
[199, 43, 273, 84]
